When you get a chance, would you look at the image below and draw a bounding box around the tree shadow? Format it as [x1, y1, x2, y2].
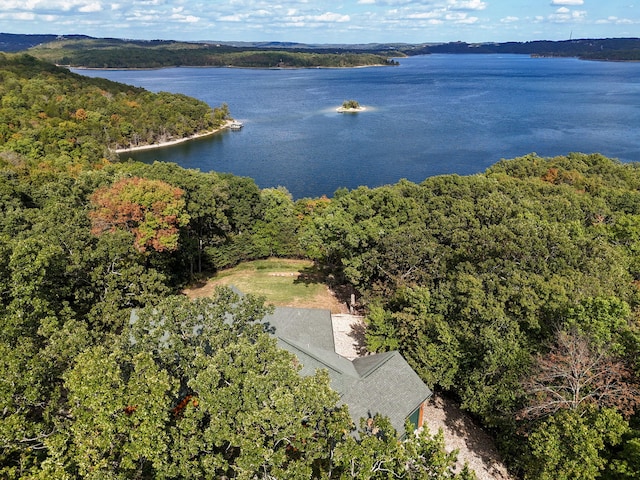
[293, 265, 326, 286]
[190, 279, 208, 289]
[293, 264, 357, 307]
[348, 320, 368, 356]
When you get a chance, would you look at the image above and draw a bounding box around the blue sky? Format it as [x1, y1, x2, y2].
[0, 1, 637, 44]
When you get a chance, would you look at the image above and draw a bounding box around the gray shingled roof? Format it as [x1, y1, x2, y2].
[262, 306, 336, 352]
[346, 352, 432, 435]
[264, 307, 432, 436]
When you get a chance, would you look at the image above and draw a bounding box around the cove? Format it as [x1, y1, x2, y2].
[74, 54, 640, 199]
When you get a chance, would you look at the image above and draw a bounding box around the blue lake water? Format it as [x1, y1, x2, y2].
[74, 55, 640, 199]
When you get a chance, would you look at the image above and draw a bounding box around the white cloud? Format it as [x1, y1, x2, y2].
[3, 0, 107, 12]
[546, 7, 587, 23]
[448, 0, 487, 10]
[362, 0, 425, 5]
[282, 11, 351, 25]
[445, 11, 478, 23]
[0, 12, 36, 20]
[596, 16, 635, 24]
[357, 0, 376, 4]
[1, 1, 31, 8]
[314, 12, 350, 22]
[133, 0, 164, 5]
[500, 16, 519, 23]
[79, 3, 103, 13]
[407, 11, 441, 19]
[219, 14, 245, 22]
[550, 0, 584, 5]
[171, 13, 199, 23]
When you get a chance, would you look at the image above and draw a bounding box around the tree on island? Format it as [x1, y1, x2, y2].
[342, 99, 361, 109]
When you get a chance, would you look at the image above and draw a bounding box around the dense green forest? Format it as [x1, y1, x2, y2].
[2, 54, 640, 479]
[303, 156, 640, 478]
[25, 37, 399, 69]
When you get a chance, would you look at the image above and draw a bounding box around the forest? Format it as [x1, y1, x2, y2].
[420, 37, 640, 60]
[25, 37, 399, 69]
[2, 55, 640, 479]
[4, 33, 640, 67]
[0, 53, 231, 160]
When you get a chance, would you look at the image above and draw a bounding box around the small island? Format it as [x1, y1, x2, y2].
[337, 99, 366, 113]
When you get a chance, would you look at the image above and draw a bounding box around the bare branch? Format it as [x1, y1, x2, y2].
[519, 329, 640, 420]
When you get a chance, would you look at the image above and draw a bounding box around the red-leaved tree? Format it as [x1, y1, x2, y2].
[90, 177, 190, 253]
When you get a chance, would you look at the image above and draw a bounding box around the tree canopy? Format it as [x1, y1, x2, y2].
[301, 153, 640, 478]
[0, 53, 230, 162]
[1, 56, 477, 479]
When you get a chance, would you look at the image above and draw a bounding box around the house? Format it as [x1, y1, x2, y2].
[129, 298, 432, 438]
[261, 306, 433, 437]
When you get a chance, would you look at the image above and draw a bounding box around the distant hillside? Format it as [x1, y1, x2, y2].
[3, 33, 640, 66]
[0, 33, 94, 52]
[22, 36, 400, 69]
[422, 37, 640, 60]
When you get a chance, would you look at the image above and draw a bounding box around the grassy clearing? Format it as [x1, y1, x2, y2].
[184, 258, 346, 313]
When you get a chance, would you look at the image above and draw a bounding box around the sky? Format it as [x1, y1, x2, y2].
[0, 1, 638, 45]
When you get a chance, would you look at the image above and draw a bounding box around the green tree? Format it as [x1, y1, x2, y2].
[564, 296, 632, 354]
[42, 347, 176, 479]
[252, 186, 301, 258]
[333, 416, 476, 479]
[605, 430, 640, 480]
[523, 408, 627, 480]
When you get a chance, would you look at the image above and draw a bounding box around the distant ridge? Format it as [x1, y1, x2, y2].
[0, 33, 93, 52]
[2, 33, 640, 61]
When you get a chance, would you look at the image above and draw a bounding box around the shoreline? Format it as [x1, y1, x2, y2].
[69, 63, 391, 72]
[113, 120, 235, 154]
[337, 106, 367, 113]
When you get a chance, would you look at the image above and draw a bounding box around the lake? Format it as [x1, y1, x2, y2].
[74, 54, 640, 199]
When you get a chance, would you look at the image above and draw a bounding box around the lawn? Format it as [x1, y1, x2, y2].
[184, 258, 347, 313]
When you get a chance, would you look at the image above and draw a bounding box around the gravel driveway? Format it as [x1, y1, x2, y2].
[332, 315, 513, 480]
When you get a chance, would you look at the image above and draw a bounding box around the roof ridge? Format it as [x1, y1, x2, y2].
[276, 336, 360, 378]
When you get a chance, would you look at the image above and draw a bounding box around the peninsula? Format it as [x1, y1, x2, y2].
[114, 120, 237, 154]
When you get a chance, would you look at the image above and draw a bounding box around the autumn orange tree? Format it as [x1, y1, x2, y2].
[90, 176, 190, 253]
